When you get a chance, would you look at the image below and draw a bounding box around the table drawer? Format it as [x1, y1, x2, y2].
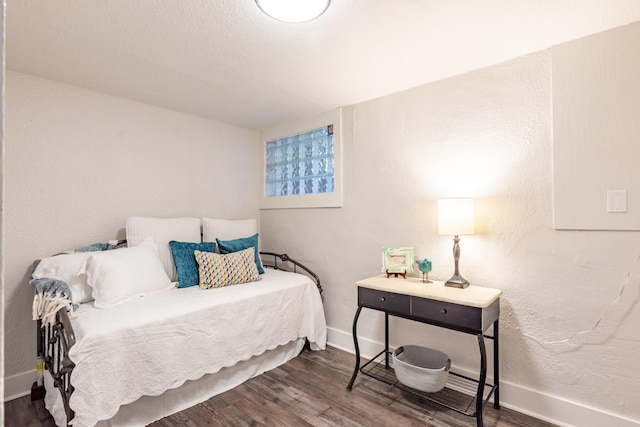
[411, 297, 482, 332]
[358, 287, 410, 315]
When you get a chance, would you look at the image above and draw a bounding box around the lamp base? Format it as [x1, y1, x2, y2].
[445, 275, 469, 289]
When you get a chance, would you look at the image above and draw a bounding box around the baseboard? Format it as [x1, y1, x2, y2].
[4, 369, 35, 402]
[327, 326, 640, 427]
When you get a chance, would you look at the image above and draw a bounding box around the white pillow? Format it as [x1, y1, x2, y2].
[202, 218, 258, 242]
[126, 216, 201, 281]
[79, 239, 175, 309]
[32, 252, 96, 304]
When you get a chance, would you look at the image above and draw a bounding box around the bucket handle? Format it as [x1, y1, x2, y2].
[445, 358, 451, 372]
[395, 346, 405, 356]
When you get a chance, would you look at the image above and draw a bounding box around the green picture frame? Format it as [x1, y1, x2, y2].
[381, 247, 415, 274]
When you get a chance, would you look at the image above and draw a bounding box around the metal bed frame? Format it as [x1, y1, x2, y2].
[35, 251, 322, 426]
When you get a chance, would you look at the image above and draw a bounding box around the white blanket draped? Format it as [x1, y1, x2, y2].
[66, 269, 326, 426]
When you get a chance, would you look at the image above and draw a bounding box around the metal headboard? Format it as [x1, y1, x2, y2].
[259, 251, 323, 297]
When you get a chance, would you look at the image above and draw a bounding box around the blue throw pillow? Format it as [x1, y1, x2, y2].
[216, 233, 264, 274]
[169, 241, 217, 288]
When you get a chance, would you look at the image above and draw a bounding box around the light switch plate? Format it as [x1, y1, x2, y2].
[607, 190, 627, 213]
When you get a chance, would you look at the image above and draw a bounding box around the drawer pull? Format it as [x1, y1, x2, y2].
[440, 309, 447, 315]
[379, 297, 386, 302]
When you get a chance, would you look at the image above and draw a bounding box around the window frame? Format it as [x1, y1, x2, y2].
[259, 108, 343, 209]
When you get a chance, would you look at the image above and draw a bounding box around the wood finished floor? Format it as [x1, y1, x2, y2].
[5, 345, 556, 427]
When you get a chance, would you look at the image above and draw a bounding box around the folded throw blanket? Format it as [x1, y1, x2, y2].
[31, 239, 126, 326]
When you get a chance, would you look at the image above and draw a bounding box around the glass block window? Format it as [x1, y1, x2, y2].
[264, 125, 335, 198]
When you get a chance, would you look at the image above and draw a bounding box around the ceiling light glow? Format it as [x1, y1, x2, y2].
[256, 0, 331, 23]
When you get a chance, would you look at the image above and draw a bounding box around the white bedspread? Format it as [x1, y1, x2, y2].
[67, 269, 326, 427]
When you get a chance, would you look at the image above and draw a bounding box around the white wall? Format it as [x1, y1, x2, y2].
[261, 23, 640, 427]
[3, 71, 260, 398]
[1, 0, 6, 421]
[553, 22, 640, 230]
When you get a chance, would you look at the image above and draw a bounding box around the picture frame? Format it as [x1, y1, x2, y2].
[381, 247, 415, 275]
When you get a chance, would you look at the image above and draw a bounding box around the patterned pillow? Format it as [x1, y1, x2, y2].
[194, 247, 261, 289]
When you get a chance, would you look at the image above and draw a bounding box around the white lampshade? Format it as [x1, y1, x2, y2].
[256, 0, 331, 23]
[438, 198, 474, 236]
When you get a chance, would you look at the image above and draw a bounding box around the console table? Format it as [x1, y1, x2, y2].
[346, 275, 502, 427]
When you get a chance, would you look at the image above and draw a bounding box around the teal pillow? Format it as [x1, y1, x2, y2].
[169, 241, 216, 288]
[216, 233, 264, 274]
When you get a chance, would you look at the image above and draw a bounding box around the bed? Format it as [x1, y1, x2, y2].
[32, 217, 326, 427]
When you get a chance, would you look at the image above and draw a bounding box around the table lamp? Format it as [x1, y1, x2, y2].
[438, 198, 474, 288]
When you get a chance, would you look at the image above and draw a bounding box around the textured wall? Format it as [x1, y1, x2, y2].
[3, 71, 259, 382]
[1, 0, 5, 417]
[260, 30, 640, 423]
[553, 22, 640, 230]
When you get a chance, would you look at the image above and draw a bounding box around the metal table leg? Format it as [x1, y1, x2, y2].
[494, 320, 500, 409]
[476, 333, 487, 427]
[346, 306, 363, 390]
[384, 312, 390, 368]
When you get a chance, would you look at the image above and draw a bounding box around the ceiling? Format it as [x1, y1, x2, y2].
[7, 0, 640, 130]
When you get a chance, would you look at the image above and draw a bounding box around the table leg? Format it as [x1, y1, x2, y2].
[494, 320, 500, 409]
[346, 306, 363, 390]
[384, 312, 390, 368]
[476, 333, 487, 427]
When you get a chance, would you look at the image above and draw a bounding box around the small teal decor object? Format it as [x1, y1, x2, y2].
[416, 258, 433, 283]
